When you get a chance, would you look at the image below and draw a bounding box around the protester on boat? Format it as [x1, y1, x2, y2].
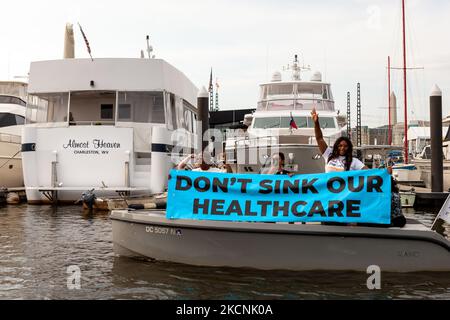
[266, 153, 292, 176]
[176, 152, 233, 173]
[311, 109, 407, 228]
[390, 177, 407, 228]
[311, 108, 368, 172]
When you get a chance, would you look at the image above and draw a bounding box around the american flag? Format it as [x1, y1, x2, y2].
[290, 113, 298, 130]
[78, 23, 93, 61]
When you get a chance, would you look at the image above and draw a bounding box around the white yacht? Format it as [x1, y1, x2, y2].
[226, 56, 345, 174]
[22, 58, 198, 204]
[413, 124, 450, 191]
[0, 81, 27, 188]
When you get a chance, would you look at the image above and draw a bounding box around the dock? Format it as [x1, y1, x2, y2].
[399, 184, 449, 209]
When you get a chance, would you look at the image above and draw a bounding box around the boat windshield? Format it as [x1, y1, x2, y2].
[0, 112, 25, 128]
[258, 83, 334, 112]
[260, 83, 332, 101]
[253, 116, 336, 129]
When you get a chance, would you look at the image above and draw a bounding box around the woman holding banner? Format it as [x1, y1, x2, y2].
[311, 108, 368, 172]
[311, 109, 406, 228]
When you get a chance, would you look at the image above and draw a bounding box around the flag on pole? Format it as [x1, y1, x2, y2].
[78, 23, 93, 61]
[431, 194, 450, 230]
[290, 113, 298, 130]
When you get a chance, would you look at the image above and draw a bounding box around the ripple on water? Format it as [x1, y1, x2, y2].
[0, 205, 449, 300]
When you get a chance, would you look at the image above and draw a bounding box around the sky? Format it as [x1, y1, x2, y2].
[1, 0, 449, 128]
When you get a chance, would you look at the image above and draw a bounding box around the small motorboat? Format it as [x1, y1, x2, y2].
[400, 190, 416, 208]
[111, 210, 450, 273]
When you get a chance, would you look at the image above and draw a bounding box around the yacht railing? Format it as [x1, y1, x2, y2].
[257, 98, 334, 111]
[69, 121, 116, 126]
[225, 134, 334, 148]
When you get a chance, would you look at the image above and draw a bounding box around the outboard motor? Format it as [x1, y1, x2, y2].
[80, 189, 97, 210]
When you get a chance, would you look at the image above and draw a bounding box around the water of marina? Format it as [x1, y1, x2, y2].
[0, 204, 449, 300]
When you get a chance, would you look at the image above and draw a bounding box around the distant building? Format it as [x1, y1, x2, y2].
[351, 126, 370, 146]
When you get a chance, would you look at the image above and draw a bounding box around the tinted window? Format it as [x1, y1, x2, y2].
[254, 117, 281, 129]
[0, 96, 26, 106]
[101, 104, 114, 120]
[0, 113, 19, 127]
[15, 115, 25, 125]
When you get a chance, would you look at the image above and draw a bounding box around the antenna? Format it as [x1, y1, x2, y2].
[146, 35, 155, 59]
[283, 54, 311, 81]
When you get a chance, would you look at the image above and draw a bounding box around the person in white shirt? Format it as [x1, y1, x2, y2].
[311, 109, 368, 173]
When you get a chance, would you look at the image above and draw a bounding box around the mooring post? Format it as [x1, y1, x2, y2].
[197, 87, 210, 162]
[430, 84, 443, 193]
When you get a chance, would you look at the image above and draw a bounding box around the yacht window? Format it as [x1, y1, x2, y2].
[118, 104, 132, 121]
[184, 110, 193, 133]
[101, 104, 114, 120]
[254, 117, 281, 129]
[183, 101, 196, 133]
[0, 96, 26, 106]
[297, 84, 324, 99]
[171, 97, 177, 130]
[267, 84, 294, 98]
[266, 100, 295, 110]
[165, 93, 176, 130]
[15, 115, 25, 125]
[26, 93, 69, 124]
[0, 113, 17, 127]
[252, 116, 335, 129]
[193, 114, 198, 134]
[152, 94, 165, 124]
[322, 86, 329, 100]
[260, 86, 268, 100]
[175, 97, 185, 129]
[68, 91, 115, 125]
[118, 92, 165, 124]
[280, 117, 308, 128]
[307, 116, 335, 129]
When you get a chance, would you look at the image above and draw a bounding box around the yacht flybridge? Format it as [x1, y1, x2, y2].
[226, 56, 345, 174]
[22, 58, 198, 204]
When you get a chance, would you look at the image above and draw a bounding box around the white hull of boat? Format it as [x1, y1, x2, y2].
[0, 139, 23, 188]
[413, 159, 450, 191]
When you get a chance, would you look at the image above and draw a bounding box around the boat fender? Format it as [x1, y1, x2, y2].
[128, 200, 167, 211]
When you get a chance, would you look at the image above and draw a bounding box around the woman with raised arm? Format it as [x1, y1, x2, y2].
[311, 108, 368, 173]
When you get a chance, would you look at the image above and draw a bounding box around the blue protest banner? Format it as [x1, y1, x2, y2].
[167, 169, 392, 224]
